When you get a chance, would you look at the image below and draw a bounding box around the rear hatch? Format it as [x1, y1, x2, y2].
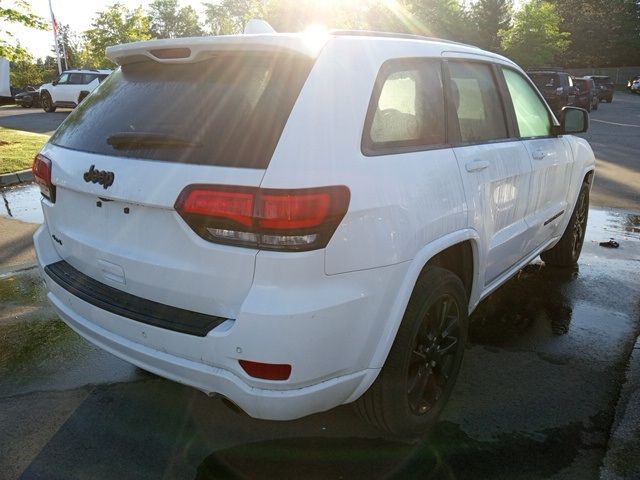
[41, 48, 314, 327]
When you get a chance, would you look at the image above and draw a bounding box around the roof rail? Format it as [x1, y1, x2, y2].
[329, 29, 480, 49]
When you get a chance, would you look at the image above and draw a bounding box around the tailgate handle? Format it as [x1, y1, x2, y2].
[465, 160, 489, 172]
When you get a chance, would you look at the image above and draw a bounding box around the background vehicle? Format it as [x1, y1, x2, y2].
[572, 77, 598, 111]
[526, 70, 576, 117]
[14, 85, 41, 108]
[626, 75, 639, 91]
[33, 30, 595, 437]
[39, 69, 111, 112]
[586, 75, 614, 103]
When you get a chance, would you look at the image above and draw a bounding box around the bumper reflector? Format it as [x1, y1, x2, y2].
[239, 360, 292, 381]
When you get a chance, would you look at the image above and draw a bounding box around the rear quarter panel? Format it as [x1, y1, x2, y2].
[259, 38, 468, 276]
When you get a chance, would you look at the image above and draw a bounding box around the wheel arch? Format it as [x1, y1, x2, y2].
[345, 229, 481, 403]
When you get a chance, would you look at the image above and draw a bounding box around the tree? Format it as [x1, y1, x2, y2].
[405, 0, 474, 43]
[83, 4, 152, 68]
[9, 59, 43, 87]
[470, 0, 512, 51]
[500, 0, 570, 68]
[550, 0, 640, 67]
[203, 0, 265, 35]
[1, 0, 48, 60]
[148, 0, 204, 39]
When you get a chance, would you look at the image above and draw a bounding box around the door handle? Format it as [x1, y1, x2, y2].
[465, 160, 489, 172]
[532, 149, 547, 160]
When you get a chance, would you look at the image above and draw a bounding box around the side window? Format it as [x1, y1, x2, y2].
[57, 73, 69, 84]
[68, 73, 83, 84]
[447, 62, 508, 143]
[83, 74, 98, 84]
[364, 59, 445, 153]
[503, 68, 552, 138]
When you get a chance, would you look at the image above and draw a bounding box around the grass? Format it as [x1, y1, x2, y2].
[0, 127, 49, 174]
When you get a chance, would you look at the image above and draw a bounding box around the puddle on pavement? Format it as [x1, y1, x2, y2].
[587, 208, 640, 243]
[193, 418, 605, 480]
[0, 182, 43, 224]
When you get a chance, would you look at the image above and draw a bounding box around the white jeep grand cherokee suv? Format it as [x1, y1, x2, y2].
[32, 30, 595, 436]
[39, 69, 111, 112]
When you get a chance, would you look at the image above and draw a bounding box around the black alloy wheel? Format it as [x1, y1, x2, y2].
[354, 267, 468, 437]
[407, 293, 462, 416]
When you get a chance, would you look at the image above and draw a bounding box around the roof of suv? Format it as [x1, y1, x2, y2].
[106, 31, 510, 67]
[62, 69, 113, 74]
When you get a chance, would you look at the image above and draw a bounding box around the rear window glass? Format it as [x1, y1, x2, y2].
[592, 77, 612, 85]
[50, 53, 314, 169]
[529, 73, 559, 89]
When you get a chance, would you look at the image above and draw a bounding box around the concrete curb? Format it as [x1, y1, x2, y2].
[600, 335, 640, 479]
[0, 169, 33, 187]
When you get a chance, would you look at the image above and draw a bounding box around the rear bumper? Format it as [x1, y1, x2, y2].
[34, 224, 403, 420]
[46, 286, 369, 420]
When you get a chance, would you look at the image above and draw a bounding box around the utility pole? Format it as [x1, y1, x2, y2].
[48, 0, 62, 75]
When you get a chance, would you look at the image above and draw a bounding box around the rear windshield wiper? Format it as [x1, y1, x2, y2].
[106, 132, 201, 149]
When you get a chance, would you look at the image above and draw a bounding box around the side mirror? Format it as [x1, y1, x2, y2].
[558, 107, 589, 134]
[52, 81, 58, 86]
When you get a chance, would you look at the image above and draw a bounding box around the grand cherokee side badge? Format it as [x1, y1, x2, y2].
[84, 165, 115, 189]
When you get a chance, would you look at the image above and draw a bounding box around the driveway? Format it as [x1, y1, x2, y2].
[0, 105, 69, 135]
[579, 91, 640, 210]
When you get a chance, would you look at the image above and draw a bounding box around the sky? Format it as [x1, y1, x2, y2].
[3, 0, 207, 60]
[4, 0, 524, 61]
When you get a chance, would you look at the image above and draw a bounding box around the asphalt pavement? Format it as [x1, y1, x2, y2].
[0, 93, 639, 480]
[0, 105, 69, 135]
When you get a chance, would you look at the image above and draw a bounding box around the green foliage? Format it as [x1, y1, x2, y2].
[148, 0, 204, 38]
[0, 0, 48, 60]
[9, 59, 42, 87]
[83, 4, 152, 68]
[500, 0, 570, 68]
[404, 0, 473, 42]
[470, 0, 512, 51]
[550, 0, 640, 67]
[203, 0, 266, 35]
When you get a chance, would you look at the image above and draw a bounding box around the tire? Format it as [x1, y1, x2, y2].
[41, 93, 56, 113]
[541, 182, 589, 267]
[354, 267, 468, 438]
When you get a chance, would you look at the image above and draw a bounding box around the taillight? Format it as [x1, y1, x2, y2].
[239, 360, 292, 381]
[175, 185, 350, 252]
[32, 154, 56, 202]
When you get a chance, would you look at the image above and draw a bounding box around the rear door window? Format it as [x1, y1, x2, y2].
[447, 62, 508, 143]
[363, 59, 446, 154]
[50, 53, 314, 169]
[68, 73, 83, 84]
[82, 74, 98, 84]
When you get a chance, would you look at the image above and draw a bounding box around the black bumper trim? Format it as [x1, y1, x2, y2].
[44, 260, 227, 337]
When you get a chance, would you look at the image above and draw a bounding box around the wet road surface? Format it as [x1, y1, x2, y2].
[578, 91, 640, 210]
[1, 208, 639, 479]
[0, 106, 69, 135]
